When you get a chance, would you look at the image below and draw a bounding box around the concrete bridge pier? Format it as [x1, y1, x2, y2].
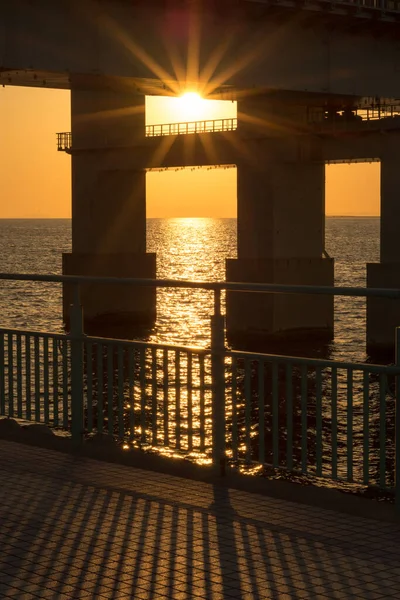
[226, 134, 334, 348]
[367, 151, 400, 352]
[63, 89, 156, 335]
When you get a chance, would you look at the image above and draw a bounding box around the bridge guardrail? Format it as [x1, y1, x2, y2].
[259, 0, 400, 15]
[1, 273, 400, 507]
[56, 119, 238, 152]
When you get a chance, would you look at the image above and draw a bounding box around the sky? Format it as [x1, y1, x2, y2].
[0, 86, 380, 218]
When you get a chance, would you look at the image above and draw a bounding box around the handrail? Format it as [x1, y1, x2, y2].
[145, 118, 237, 138]
[1, 272, 400, 299]
[57, 132, 72, 151]
[250, 0, 400, 14]
[56, 118, 237, 151]
[2, 270, 400, 497]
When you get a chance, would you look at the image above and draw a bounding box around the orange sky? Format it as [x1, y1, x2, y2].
[0, 87, 380, 218]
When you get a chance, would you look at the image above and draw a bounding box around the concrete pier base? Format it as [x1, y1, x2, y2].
[226, 257, 334, 349]
[63, 252, 156, 336]
[366, 263, 400, 353]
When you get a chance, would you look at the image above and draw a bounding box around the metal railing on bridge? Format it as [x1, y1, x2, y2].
[146, 118, 237, 137]
[258, 0, 400, 15]
[57, 132, 72, 152]
[56, 118, 237, 152]
[1, 273, 400, 507]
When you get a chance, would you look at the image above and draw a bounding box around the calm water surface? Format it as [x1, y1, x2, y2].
[0, 217, 380, 362]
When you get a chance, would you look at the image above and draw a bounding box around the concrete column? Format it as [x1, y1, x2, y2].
[63, 90, 156, 335]
[367, 154, 400, 352]
[226, 152, 334, 348]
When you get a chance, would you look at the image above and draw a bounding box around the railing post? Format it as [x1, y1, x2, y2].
[70, 285, 84, 445]
[211, 289, 226, 475]
[395, 327, 400, 511]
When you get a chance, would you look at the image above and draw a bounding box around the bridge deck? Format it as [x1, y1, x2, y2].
[0, 438, 399, 599]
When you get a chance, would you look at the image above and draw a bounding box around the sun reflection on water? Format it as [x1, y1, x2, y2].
[147, 217, 237, 347]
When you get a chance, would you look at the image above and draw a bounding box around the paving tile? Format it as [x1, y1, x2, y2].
[0, 440, 399, 600]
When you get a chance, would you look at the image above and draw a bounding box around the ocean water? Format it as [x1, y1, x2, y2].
[0, 217, 380, 362]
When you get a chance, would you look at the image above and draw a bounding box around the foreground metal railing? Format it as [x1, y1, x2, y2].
[1, 273, 400, 506]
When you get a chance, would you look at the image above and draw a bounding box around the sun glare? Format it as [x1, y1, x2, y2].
[178, 91, 207, 121]
[180, 91, 203, 107]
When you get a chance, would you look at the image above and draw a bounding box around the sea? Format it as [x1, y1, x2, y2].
[0, 216, 380, 363]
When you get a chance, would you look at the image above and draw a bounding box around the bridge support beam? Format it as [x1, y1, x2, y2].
[367, 154, 400, 352]
[63, 90, 156, 335]
[226, 158, 334, 349]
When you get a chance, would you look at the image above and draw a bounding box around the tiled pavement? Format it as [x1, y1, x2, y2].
[0, 441, 400, 600]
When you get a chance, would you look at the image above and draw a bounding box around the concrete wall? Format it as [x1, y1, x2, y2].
[71, 90, 147, 254]
[236, 161, 325, 260]
[367, 143, 400, 351]
[226, 257, 334, 344]
[2, 0, 400, 97]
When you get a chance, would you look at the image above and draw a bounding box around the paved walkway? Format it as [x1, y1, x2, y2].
[0, 441, 400, 600]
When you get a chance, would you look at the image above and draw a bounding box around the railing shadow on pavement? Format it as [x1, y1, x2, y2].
[1, 448, 393, 600]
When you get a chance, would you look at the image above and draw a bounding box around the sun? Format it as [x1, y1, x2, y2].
[177, 92, 207, 121]
[180, 91, 203, 108]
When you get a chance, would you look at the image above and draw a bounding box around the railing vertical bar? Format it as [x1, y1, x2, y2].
[118, 345, 125, 441]
[199, 354, 205, 453]
[187, 352, 193, 452]
[244, 358, 252, 463]
[0, 332, 5, 415]
[43, 337, 50, 424]
[286, 363, 293, 472]
[347, 368, 354, 482]
[86, 342, 93, 433]
[163, 349, 169, 446]
[62, 339, 68, 429]
[231, 356, 238, 462]
[8, 333, 14, 418]
[140, 348, 147, 445]
[52, 339, 59, 427]
[379, 373, 386, 489]
[16, 334, 22, 419]
[395, 327, 400, 512]
[96, 343, 104, 434]
[272, 362, 279, 469]
[128, 347, 135, 443]
[151, 347, 158, 446]
[331, 367, 338, 480]
[301, 364, 308, 475]
[363, 370, 370, 485]
[316, 367, 323, 477]
[107, 344, 114, 436]
[258, 359, 265, 465]
[175, 351, 181, 450]
[34, 336, 40, 422]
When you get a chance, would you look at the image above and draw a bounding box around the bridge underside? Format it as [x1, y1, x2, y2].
[1, 0, 400, 98]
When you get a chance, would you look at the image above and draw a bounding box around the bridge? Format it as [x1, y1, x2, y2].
[2, 0, 400, 349]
